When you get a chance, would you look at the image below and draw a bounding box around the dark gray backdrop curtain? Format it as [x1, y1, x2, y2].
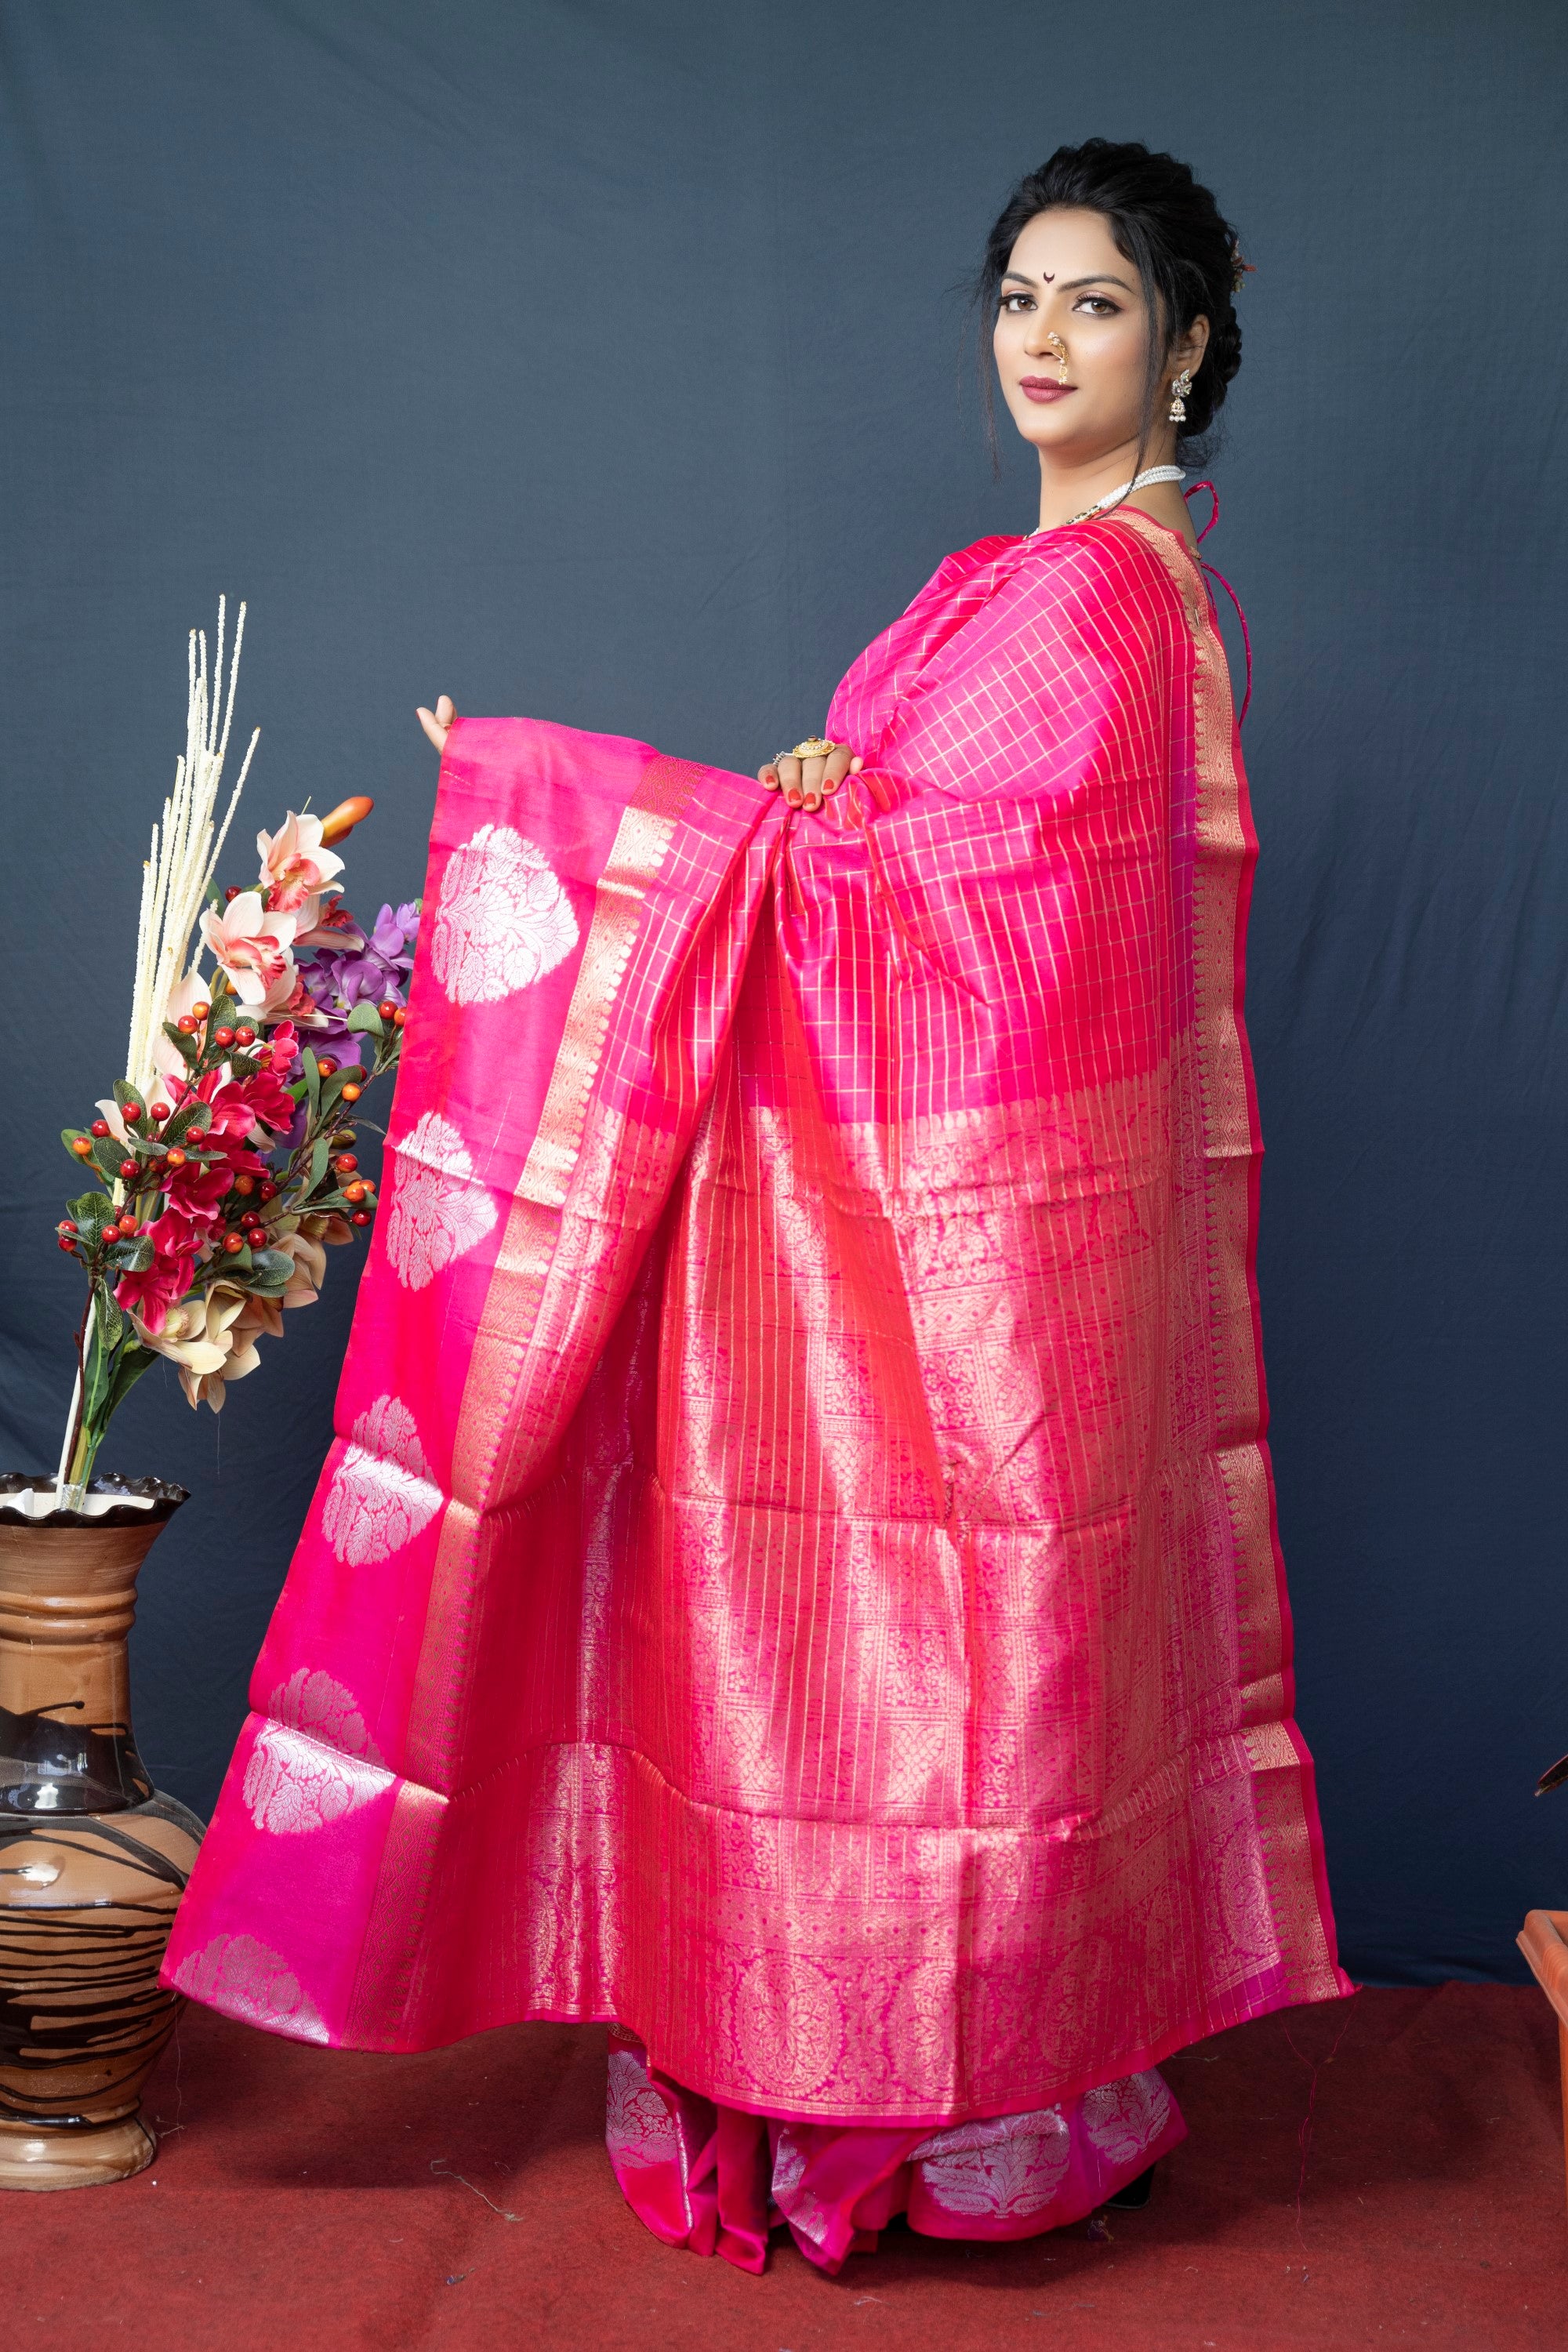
[1, 0, 1563, 1987]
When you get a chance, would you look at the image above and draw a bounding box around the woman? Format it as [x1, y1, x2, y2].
[165, 140, 1348, 2274]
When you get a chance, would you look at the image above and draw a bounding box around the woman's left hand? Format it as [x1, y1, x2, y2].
[760, 740, 862, 813]
[416, 695, 457, 753]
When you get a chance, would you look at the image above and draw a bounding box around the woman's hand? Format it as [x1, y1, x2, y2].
[416, 695, 457, 753]
[759, 739, 862, 813]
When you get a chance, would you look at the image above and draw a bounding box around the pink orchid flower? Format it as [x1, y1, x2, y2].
[256, 812, 345, 916]
[198, 891, 299, 1014]
[293, 898, 362, 953]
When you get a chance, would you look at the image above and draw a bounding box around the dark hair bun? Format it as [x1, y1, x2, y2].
[979, 138, 1245, 448]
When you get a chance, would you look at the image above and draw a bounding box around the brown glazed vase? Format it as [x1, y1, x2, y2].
[0, 1475, 202, 2190]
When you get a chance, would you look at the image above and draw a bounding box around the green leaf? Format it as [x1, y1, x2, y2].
[308, 1135, 331, 1189]
[162, 1020, 199, 1065]
[69, 1189, 112, 1231]
[92, 1137, 126, 1184]
[80, 1358, 113, 1438]
[78, 1290, 120, 1431]
[161, 1098, 204, 1145]
[227, 1052, 261, 1080]
[301, 1047, 321, 1120]
[246, 1248, 296, 1294]
[104, 1343, 157, 1419]
[109, 1233, 154, 1274]
[346, 1002, 384, 1037]
[112, 1079, 149, 1120]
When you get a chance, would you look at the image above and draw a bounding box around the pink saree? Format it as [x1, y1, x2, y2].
[163, 508, 1348, 2269]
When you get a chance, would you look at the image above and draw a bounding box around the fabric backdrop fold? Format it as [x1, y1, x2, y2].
[163, 510, 1348, 2125]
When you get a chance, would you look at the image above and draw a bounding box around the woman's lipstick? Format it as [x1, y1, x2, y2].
[1019, 377, 1076, 404]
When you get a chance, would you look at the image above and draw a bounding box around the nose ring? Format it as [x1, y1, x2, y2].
[1044, 332, 1069, 387]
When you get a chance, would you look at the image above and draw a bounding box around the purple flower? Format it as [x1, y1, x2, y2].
[372, 902, 421, 962]
[286, 899, 423, 1069]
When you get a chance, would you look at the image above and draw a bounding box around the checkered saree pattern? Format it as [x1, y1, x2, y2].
[163, 514, 1348, 2123]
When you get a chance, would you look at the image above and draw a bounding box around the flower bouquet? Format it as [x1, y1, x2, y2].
[0, 601, 426, 2187]
[49, 601, 419, 1508]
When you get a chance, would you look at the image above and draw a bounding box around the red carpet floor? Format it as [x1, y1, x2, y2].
[5, 1985, 1563, 2350]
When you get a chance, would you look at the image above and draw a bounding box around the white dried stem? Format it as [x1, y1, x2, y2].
[123, 598, 258, 1098]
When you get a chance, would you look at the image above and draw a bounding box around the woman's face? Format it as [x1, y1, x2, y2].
[993, 206, 1202, 466]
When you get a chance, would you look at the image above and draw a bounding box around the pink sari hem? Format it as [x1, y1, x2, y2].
[605, 2031, 1187, 2274]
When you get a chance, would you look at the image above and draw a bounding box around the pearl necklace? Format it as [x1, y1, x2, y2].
[1031, 465, 1186, 534]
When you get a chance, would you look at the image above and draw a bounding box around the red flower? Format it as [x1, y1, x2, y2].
[114, 1204, 218, 1331]
[167, 1056, 293, 1147]
[164, 1159, 241, 1216]
[223, 1064, 297, 1137]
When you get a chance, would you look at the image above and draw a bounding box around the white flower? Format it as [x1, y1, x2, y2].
[132, 1286, 256, 1411]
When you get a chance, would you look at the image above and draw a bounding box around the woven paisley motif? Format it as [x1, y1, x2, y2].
[241, 1719, 394, 1836]
[171, 1933, 327, 2042]
[735, 1953, 844, 2100]
[913, 2107, 1072, 2220]
[321, 1395, 442, 1565]
[267, 1668, 383, 1763]
[604, 2047, 679, 2170]
[430, 823, 579, 1004]
[1080, 2070, 1174, 2165]
[383, 1110, 497, 1291]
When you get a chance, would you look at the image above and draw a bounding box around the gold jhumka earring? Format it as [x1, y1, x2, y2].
[1044, 332, 1069, 387]
[1167, 368, 1194, 424]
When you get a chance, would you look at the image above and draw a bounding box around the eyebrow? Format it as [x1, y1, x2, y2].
[1001, 269, 1136, 293]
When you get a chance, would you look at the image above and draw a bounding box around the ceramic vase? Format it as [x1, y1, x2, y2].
[0, 1475, 202, 2190]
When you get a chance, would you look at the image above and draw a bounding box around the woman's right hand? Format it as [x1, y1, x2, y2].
[416, 695, 456, 754]
[759, 741, 862, 813]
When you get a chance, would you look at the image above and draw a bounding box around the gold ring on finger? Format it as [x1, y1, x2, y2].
[789, 737, 838, 759]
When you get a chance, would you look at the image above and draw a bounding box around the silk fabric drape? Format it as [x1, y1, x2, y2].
[604, 2031, 1187, 2273]
[164, 510, 1348, 2134]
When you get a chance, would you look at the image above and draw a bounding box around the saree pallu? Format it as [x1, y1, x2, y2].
[164, 511, 1348, 2151]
